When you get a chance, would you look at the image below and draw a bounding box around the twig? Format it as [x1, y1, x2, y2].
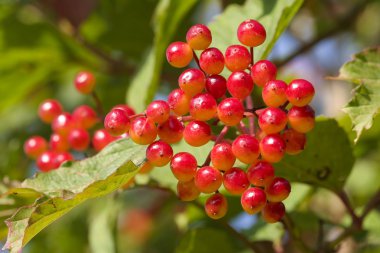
[201, 126, 229, 167]
[282, 214, 313, 253]
[91, 91, 104, 116]
[336, 190, 362, 229]
[361, 189, 380, 219]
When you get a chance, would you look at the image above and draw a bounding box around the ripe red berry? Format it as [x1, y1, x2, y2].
[217, 98, 244, 126]
[232, 134, 260, 164]
[24, 136, 48, 159]
[282, 129, 306, 155]
[205, 75, 227, 99]
[38, 99, 63, 123]
[258, 107, 288, 134]
[129, 117, 157, 145]
[237, 19, 266, 47]
[178, 68, 206, 97]
[286, 79, 315, 107]
[262, 202, 286, 223]
[262, 80, 288, 107]
[139, 162, 154, 174]
[55, 151, 73, 167]
[112, 104, 135, 117]
[68, 128, 90, 151]
[223, 167, 249, 195]
[92, 129, 117, 152]
[227, 71, 254, 99]
[199, 47, 225, 75]
[259, 134, 286, 163]
[166, 42, 193, 68]
[241, 187, 267, 215]
[170, 152, 198, 182]
[205, 193, 228, 219]
[167, 89, 191, 116]
[266, 177, 291, 202]
[183, 121, 211, 147]
[177, 179, 200, 201]
[287, 105, 315, 133]
[49, 133, 69, 152]
[246, 161, 275, 187]
[52, 112, 75, 136]
[250, 60, 277, 87]
[224, 45, 251, 72]
[189, 93, 217, 121]
[74, 71, 95, 94]
[146, 100, 170, 124]
[146, 140, 173, 167]
[36, 151, 58, 172]
[157, 115, 184, 144]
[186, 24, 212, 50]
[194, 166, 223, 193]
[72, 105, 98, 129]
[104, 109, 130, 136]
[210, 143, 236, 171]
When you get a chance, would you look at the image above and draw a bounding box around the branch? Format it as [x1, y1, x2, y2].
[281, 214, 314, 253]
[361, 189, 380, 219]
[336, 190, 362, 229]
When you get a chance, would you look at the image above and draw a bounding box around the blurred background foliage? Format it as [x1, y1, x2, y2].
[0, 0, 379, 252]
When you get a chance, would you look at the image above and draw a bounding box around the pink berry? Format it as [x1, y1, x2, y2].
[49, 133, 69, 152]
[129, 117, 157, 145]
[199, 47, 225, 75]
[286, 79, 315, 107]
[223, 167, 249, 195]
[72, 105, 98, 129]
[74, 71, 95, 94]
[52, 112, 75, 136]
[250, 60, 277, 87]
[55, 151, 73, 167]
[227, 71, 254, 99]
[262, 202, 286, 223]
[259, 134, 286, 163]
[112, 104, 135, 117]
[146, 140, 173, 167]
[287, 105, 315, 133]
[167, 89, 191, 116]
[183, 121, 211, 147]
[210, 143, 236, 171]
[232, 134, 260, 164]
[266, 177, 291, 202]
[177, 179, 200, 201]
[205, 193, 228, 219]
[36, 151, 58, 172]
[205, 75, 227, 99]
[237, 19, 266, 47]
[38, 99, 63, 123]
[241, 187, 267, 215]
[217, 97, 244, 126]
[166, 42, 193, 68]
[104, 109, 130, 136]
[246, 161, 275, 187]
[68, 128, 90, 151]
[146, 100, 170, 124]
[157, 115, 184, 144]
[170, 152, 198, 182]
[258, 107, 288, 134]
[92, 129, 117, 152]
[24, 136, 48, 159]
[282, 128, 306, 155]
[262, 80, 288, 107]
[178, 68, 206, 97]
[194, 166, 223, 193]
[186, 24, 212, 50]
[189, 93, 217, 121]
[224, 45, 251, 72]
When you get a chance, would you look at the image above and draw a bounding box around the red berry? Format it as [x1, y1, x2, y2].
[246, 161, 275, 187]
[36, 151, 58, 172]
[177, 179, 200, 201]
[72, 105, 98, 129]
[262, 80, 288, 107]
[38, 99, 63, 123]
[183, 121, 211, 147]
[250, 60, 277, 87]
[199, 47, 224, 75]
[139, 162, 154, 174]
[92, 129, 117, 152]
[170, 152, 198, 182]
[52, 112, 75, 136]
[205, 193, 228, 219]
[55, 151, 73, 167]
[68, 128, 90, 151]
[112, 104, 135, 117]
[49, 133, 69, 152]
[241, 187, 267, 215]
[258, 107, 288, 134]
[287, 105, 315, 133]
[178, 68, 206, 97]
[186, 24, 212, 50]
[286, 79, 315, 107]
[232, 134, 260, 164]
[129, 117, 157, 145]
[259, 134, 286, 163]
[157, 115, 184, 144]
[146, 140, 173, 167]
[167, 89, 191, 116]
[205, 75, 227, 99]
[210, 143, 236, 171]
[237, 19, 266, 47]
[194, 166, 223, 193]
[146, 100, 170, 124]
[282, 129, 306, 155]
[104, 109, 130, 136]
[227, 71, 254, 99]
[217, 98, 244, 126]
[224, 45, 251, 72]
[223, 167, 249, 195]
[74, 71, 95, 94]
[24, 136, 48, 159]
[266, 177, 291, 202]
[189, 93, 217, 121]
[166, 42, 193, 68]
[262, 202, 285, 223]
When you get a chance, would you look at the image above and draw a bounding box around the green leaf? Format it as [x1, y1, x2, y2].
[127, 0, 199, 112]
[3, 138, 146, 253]
[334, 47, 380, 142]
[276, 118, 355, 191]
[175, 227, 242, 253]
[209, 0, 303, 62]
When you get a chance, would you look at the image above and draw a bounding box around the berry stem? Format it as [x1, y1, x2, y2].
[237, 121, 249, 134]
[129, 113, 146, 120]
[192, 50, 206, 75]
[201, 126, 229, 167]
[177, 115, 194, 122]
[250, 47, 254, 65]
[91, 91, 104, 116]
[245, 96, 255, 136]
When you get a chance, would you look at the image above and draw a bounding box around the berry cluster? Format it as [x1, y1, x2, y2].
[23, 71, 134, 172]
[102, 19, 315, 222]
